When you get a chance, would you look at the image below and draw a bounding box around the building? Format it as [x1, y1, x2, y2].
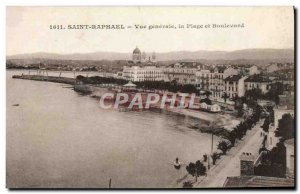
[163, 62, 198, 85]
[123, 81, 137, 90]
[244, 75, 272, 94]
[272, 69, 295, 87]
[195, 69, 210, 91]
[223, 176, 294, 188]
[266, 63, 279, 73]
[224, 75, 248, 99]
[132, 47, 157, 64]
[284, 138, 294, 179]
[267, 91, 294, 149]
[114, 71, 123, 79]
[209, 66, 239, 100]
[199, 98, 221, 113]
[132, 47, 142, 64]
[151, 52, 156, 62]
[122, 65, 164, 82]
[223, 151, 294, 187]
[246, 65, 260, 75]
[123, 47, 163, 82]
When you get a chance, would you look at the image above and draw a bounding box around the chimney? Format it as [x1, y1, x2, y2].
[240, 152, 256, 176]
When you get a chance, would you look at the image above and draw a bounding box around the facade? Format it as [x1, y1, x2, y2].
[267, 92, 294, 149]
[266, 63, 279, 73]
[247, 65, 260, 75]
[209, 66, 239, 100]
[240, 153, 256, 176]
[284, 138, 294, 179]
[163, 62, 198, 85]
[122, 65, 164, 82]
[244, 75, 272, 94]
[132, 47, 156, 64]
[195, 69, 210, 91]
[224, 75, 248, 99]
[267, 108, 294, 149]
[266, 63, 294, 73]
[199, 102, 221, 113]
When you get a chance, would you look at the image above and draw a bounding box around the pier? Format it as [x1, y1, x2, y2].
[12, 75, 76, 85]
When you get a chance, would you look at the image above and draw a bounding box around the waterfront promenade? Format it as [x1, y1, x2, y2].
[172, 119, 264, 188]
[196, 119, 264, 187]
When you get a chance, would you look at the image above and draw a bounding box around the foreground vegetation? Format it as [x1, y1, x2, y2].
[76, 75, 198, 93]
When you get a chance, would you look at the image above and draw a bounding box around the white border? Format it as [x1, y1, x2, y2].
[1, 0, 298, 194]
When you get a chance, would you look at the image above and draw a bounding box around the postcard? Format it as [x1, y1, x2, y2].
[6, 6, 295, 189]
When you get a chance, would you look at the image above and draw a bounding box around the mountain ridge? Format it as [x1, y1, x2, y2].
[7, 48, 294, 62]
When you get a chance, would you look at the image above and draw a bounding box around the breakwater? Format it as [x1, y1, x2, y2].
[12, 75, 76, 85]
[74, 84, 111, 96]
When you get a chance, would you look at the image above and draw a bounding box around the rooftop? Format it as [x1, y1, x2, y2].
[123, 81, 137, 87]
[133, 47, 141, 54]
[214, 66, 227, 73]
[223, 176, 294, 188]
[224, 75, 242, 82]
[244, 75, 272, 83]
[168, 62, 201, 69]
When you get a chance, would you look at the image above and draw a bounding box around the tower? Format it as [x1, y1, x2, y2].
[132, 46, 142, 64]
[151, 51, 156, 62]
[142, 51, 147, 62]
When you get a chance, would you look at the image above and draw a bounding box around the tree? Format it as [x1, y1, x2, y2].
[262, 117, 270, 132]
[234, 97, 245, 118]
[265, 82, 284, 104]
[254, 141, 286, 177]
[222, 92, 229, 103]
[217, 140, 230, 155]
[222, 130, 236, 147]
[275, 114, 294, 140]
[186, 160, 206, 182]
[211, 152, 220, 165]
[234, 123, 246, 140]
[245, 88, 263, 101]
[203, 90, 212, 98]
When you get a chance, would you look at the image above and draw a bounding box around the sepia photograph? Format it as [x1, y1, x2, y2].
[6, 6, 295, 189]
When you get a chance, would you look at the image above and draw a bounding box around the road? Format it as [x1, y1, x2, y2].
[195, 119, 264, 188]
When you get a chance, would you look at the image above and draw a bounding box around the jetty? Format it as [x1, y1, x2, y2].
[12, 75, 76, 85]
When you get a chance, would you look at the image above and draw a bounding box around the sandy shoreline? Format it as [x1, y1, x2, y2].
[164, 108, 239, 131]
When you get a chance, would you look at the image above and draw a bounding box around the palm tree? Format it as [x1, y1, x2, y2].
[208, 121, 220, 154]
[211, 152, 220, 165]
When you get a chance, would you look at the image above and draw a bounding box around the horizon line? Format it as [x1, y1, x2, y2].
[6, 47, 294, 57]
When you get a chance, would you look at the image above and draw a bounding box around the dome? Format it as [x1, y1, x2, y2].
[133, 47, 141, 54]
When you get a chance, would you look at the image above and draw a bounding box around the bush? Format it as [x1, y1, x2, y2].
[182, 181, 193, 188]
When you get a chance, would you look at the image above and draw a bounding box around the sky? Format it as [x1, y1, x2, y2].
[6, 6, 294, 55]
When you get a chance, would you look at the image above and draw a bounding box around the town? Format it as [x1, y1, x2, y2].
[8, 47, 295, 188]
